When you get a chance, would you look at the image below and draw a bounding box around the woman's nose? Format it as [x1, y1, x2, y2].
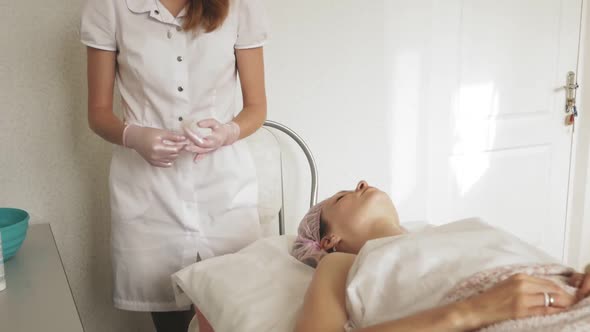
[356, 181, 368, 192]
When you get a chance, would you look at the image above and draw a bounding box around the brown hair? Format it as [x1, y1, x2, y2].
[183, 0, 230, 32]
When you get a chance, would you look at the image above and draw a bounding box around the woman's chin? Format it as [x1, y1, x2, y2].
[365, 188, 390, 202]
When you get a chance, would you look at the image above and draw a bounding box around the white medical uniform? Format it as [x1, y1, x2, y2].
[80, 0, 268, 312]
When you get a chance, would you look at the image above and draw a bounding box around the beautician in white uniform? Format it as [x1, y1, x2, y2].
[80, 0, 268, 330]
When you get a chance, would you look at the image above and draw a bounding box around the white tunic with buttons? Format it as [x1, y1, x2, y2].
[81, 0, 268, 311]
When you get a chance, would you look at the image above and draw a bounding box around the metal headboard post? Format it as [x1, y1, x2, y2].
[262, 120, 319, 235]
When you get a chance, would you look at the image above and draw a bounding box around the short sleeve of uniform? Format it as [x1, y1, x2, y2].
[234, 0, 270, 49]
[80, 0, 117, 51]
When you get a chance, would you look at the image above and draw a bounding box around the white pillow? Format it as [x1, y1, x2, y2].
[172, 235, 313, 332]
[173, 221, 434, 332]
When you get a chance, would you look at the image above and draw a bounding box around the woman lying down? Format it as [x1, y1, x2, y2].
[291, 181, 590, 332]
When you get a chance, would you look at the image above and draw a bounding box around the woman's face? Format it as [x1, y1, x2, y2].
[320, 180, 402, 254]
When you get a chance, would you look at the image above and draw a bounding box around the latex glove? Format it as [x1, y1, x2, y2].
[185, 119, 240, 150]
[123, 124, 188, 168]
[183, 142, 215, 162]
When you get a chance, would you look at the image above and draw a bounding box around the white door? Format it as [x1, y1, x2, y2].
[424, 0, 583, 260]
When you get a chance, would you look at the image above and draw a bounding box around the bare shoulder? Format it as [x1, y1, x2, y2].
[317, 252, 356, 268]
[314, 253, 356, 281]
[294, 253, 357, 332]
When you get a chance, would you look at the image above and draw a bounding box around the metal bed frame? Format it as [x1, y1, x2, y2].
[262, 120, 318, 235]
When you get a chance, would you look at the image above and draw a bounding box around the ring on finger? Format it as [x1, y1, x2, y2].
[543, 292, 555, 307]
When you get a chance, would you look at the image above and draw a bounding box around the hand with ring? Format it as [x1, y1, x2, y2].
[460, 273, 575, 330]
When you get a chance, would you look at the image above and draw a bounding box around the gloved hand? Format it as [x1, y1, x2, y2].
[123, 124, 188, 168]
[184, 119, 240, 150]
[183, 142, 214, 162]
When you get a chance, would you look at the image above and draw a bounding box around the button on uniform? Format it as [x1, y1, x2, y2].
[177, 56, 183, 62]
[177, 86, 184, 92]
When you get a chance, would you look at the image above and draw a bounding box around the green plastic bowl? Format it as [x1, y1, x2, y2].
[0, 208, 30, 262]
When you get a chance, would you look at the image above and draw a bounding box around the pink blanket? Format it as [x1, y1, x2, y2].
[441, 264, 590, 331]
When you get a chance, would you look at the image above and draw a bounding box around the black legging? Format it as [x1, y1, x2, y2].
[151, 308, 194, 332]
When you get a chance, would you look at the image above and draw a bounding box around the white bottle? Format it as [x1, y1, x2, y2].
[0, 236, 5, 292]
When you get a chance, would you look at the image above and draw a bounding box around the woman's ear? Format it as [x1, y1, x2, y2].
[320, 234, 342, 252]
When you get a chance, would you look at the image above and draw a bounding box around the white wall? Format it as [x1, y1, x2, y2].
[264, 1, 431, 233]
[265, 1, 388, 233]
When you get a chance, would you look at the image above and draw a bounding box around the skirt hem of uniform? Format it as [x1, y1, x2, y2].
[114, 298, 191, 312]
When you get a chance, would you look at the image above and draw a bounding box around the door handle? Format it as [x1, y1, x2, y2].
[564, 71, 579, 126]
